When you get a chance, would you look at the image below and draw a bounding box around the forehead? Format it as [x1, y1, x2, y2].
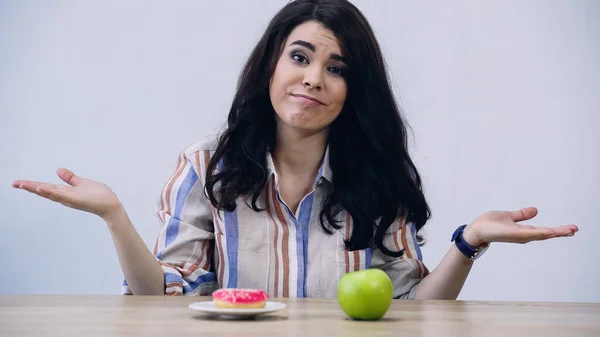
[285, 21, 342, 54]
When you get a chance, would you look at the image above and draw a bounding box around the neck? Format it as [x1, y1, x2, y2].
[272, 125, 328, 180]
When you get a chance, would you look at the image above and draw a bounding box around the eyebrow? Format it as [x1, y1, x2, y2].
[289, 40, 347, 64]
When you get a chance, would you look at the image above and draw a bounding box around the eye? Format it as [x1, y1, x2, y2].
[291, 52, 308, 64]
[328, 65, 345, 76]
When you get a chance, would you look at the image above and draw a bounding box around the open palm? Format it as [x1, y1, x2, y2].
[12, 168, 121, 220]
[465, 207, 578, 246]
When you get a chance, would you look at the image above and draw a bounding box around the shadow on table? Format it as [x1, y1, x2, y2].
[190, 313, 288, 322]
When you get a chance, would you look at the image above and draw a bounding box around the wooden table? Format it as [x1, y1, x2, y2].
[1, 295, 599, 336]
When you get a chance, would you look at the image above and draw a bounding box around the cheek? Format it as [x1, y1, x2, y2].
[330, 82, 347, 110]
[321, 83, 346, 126]
[270, 57, 284, 86]
[269, 68, 282, 97]
[270, 64, 293, 105]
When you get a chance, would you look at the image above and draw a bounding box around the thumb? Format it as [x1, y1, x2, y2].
[57, 168, 82, 186]
[509, 207, 538, 222]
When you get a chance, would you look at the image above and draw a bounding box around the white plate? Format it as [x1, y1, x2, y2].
[189, 301, 287, 319]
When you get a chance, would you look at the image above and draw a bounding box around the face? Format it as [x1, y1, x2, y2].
[269, 21, 348, 134]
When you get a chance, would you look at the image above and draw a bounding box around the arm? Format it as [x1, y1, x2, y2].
[412, 243, 472, 300]
[13, 151, 216, 296]
[105, 205, 165, 295]
[121, 151, 217, 296]
[13, 168, 165, 295]
[414, 207, 578, 300]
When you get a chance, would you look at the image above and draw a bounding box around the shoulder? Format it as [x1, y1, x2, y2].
[170, 134, 221, 179]
[181, 134, 220, 160]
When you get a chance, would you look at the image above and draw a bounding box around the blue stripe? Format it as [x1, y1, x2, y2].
[157, 166, 198, 259]
[294, 218, 304, 297]
[224, 209, 239, 288]
[124, 271, 215, 293]
[274, 189, 305, 297]
[273, 189, 303, 295]
[165, 271, 216, 293]
[365, 248, 373, 269]
[217, 159, 240, 287]
[184, 273, 216, 292]
[298, 193, 314, 297]
[410, 223, 423, 261]
[165, 272, 184, 284]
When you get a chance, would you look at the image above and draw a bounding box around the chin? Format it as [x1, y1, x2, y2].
[275, 108, 334, 133]
[288, 120, 324, 132]
[281, 112, 318, 128]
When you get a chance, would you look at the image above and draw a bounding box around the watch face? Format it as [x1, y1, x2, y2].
[473, 244, 490, 260]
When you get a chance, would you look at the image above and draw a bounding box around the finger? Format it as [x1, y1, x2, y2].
[520, 224, 578, 236]
[519, 225, 537, 230]
[513, 225, 579, 243]
[36, 184, 77, 205]
[13, 180, 69, 201]
[35, 185, 62, 202]
[13, 180, 81, 209]
[513, 227, 556, 243]
[563, 224, 578, 232]
[57, 168, 82, 186]
[548, 225, 578, 236]
[510, 207, 538, 222]
[12, 180, 52, 193]
[12, 180, 31, 188]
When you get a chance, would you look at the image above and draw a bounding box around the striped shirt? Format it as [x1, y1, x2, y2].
[122, 136, 429, 299]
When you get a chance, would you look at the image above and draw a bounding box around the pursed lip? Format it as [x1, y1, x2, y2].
[291, 93, 325, 105]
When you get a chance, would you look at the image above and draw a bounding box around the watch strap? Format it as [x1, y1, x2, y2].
[452, 224, 488, 261]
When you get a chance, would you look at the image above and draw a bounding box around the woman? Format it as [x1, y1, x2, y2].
[12, 0, 577, 299]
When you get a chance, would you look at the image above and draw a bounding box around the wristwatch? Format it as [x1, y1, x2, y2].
[451, 225, 490, 261]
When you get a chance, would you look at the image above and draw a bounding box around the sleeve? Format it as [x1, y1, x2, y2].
[370, 217, 429, 300]
[122, 151, 217, 296]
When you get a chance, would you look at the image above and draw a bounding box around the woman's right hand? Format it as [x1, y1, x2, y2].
[12, 168, 122, 220]
[14, 168, 167, 295]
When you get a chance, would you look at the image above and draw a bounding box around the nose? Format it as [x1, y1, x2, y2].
[303, 66, 323, 91]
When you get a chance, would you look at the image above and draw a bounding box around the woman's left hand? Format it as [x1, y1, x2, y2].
[462, 207, 578, 247]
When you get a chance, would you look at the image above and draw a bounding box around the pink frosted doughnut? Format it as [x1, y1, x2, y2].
[212, 288, 269, 309]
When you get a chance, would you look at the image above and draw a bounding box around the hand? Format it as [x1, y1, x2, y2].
[12, 168, 122, 220]
[462, 207, 578, 247]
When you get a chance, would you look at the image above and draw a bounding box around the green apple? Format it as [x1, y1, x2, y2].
[337, 268, 393, 320]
